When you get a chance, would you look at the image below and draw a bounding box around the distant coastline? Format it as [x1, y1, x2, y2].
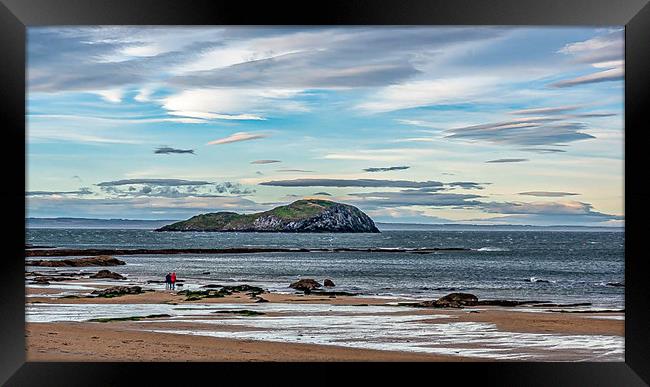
[26, 217, 623, 232]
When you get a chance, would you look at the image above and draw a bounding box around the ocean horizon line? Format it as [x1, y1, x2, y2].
[25, 217, 623, 231]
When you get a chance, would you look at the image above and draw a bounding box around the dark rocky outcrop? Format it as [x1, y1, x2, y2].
[401, 292, 556, 309]
[178, 289, 230, 301]
[26, 255, 126, 267]
[426, 292, 478, 308]
[90, 270, 125, 280]
[156, 199, 380, 233]
[91, 286, 142, 298]
[200, 284, 265, 293]
[290, 279, 322, 293]
[323, 279, 335, 287]
[180, 284, 266, 301]
[30, 276, 76, 284]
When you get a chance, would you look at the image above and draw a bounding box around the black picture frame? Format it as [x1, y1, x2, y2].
[1, 0, 648, 385]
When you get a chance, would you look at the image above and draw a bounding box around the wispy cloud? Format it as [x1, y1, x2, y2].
[448, 182, 487, 190]
[27, 195, 265, 219]
[154, 146, 195, 155]
[324, 149, 433, 162]
[27, 188, 92, 196]
[551, 67, 623, 88]
[356, 77, 499, 113]
[250, 160, 281, 164]
[97, 179, 212, 187]
[550, 30, 624, 88]
[363, 166, 410, 173]
[347, 190, 483, 208]
[395, 119, 440, 129]
[519, 148, 567, 154]
[482, 200, 619, 218]
[510, 106, 580, 115]
[445, 118, 595, 146]
[486, 158, 529, 163]
[96, 179, 254, 197]
[94, 89, 123, 103]
[518, 191, 579, 197]
[259, 178, 444, 188]
[167, 111, 265, 121]
[206, 132, 268, 145]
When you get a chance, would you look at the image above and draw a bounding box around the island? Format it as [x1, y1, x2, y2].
[155, 199, 380, 233]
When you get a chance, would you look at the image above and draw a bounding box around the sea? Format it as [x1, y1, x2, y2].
[26, 228, 625, 309]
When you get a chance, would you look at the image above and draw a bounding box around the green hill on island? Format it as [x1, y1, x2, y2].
[156, 199, 380, 233]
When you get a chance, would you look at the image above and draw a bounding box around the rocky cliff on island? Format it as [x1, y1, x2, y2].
[156, 199, 380, 233]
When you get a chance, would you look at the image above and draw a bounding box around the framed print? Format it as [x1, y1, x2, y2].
[1, 0, 649, 385]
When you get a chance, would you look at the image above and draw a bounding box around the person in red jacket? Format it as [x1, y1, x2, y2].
[171, 272, 177, 290]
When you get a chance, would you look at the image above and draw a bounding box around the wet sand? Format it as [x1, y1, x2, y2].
[26, 288, 624, 361]
[26, 321, 478, 362]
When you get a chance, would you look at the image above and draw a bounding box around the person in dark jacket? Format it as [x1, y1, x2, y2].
[165, 273, 171, 290]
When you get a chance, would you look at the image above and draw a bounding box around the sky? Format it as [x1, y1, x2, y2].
[26, 26, 624, 226]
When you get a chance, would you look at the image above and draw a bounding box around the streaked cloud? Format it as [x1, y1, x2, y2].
[324, 148, 434, 162]
[486, 158, 529, 163]
[363, 166, 410, 173]
[550, 30, 624, 88]
[510, 106, 580, 115]
[482, 200, 619, 218]
[97, 179, 254, 198]
[348, 191, 483, 208]
[154, 146, 195, 155]
[519, 148, 567, 154]
[27, 188, 92, 196]
[445, 118, 595, 146]
[259, 178, 444, 188]
[356, 77, 499, 113]
[27, 195, 264, 219]
[97, 179, 212, 187]
[551, 67, 623, 88]
[167, 111, 266, 121]
[448, 182, 487, 190]
[251, 160, 281, 165]
[518, 191, 579, 197]
[207, 132, 268, 146]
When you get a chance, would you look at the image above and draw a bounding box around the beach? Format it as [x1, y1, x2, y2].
[25, 228, 625, 362]
[25, 270, 624, 362]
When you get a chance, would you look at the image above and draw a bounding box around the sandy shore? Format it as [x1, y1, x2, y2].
[26, 322, 479, 362]
[25, 270, 624, 362]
